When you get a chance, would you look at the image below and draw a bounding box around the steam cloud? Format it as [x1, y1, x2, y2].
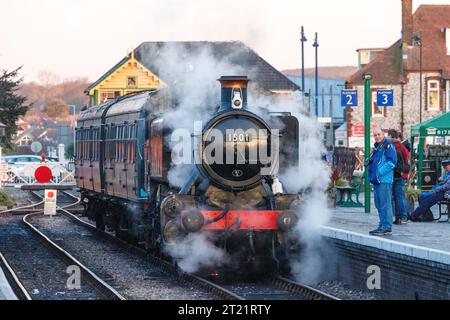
[249, 91, 332, 284]
[140, 43, 243, 272]
[142, 42, 331, 276]
[165, 233, 229, 273]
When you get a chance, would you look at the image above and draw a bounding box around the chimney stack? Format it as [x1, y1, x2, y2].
[218, 76, 249, 112]
[402, 0, 414, 46]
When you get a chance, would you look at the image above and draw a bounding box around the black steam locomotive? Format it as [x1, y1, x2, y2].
[75, 76, 302, 272]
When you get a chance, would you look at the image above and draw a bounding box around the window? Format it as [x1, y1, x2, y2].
[371, 91, 385, 117]
[446, 28, 450, 55]
[127, 77, 137, 87]
[100, 92, 117, 103]
[19, 135, 32, 146]
[427, 80, 440, 111]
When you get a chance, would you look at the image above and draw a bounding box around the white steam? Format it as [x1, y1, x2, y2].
[249, 92, 332, 284]
[142, 43, 244, 188]
[144, 43, 331, 277]
[141, 43, 244, 272]
[165, 233, 229, 274]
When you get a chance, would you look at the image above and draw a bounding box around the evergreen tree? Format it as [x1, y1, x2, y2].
[0, 67, 30, 150]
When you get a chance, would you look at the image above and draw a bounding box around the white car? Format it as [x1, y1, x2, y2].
[1, 155, 59, 182]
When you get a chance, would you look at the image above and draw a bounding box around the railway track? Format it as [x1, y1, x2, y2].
[0, 215, 124, 300]
[0, 196, 44, 216]
[29, 198, 338, 301]
[0, 190, 124, 300]
[0, 252, 31, 300]
[9, 189, 337, 300]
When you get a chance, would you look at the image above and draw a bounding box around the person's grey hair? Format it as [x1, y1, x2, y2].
[373, 127, 383, 135]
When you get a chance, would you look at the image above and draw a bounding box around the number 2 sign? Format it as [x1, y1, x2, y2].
[377, 90, 394, 107]
[341, 90, 358, 108]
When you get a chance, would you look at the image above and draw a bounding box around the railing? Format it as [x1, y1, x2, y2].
[0, 162, 76, 187]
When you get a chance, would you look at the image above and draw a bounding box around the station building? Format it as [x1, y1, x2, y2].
[85, 41, 299, 106]
[346, 0, 450, 147]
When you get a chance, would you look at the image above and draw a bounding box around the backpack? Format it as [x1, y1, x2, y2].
[394, 144, 410, 178]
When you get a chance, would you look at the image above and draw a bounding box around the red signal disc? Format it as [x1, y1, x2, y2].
[47, 191, 55, 198]
[35, 166, 53, 184]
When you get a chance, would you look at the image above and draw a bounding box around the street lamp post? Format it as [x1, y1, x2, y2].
[313, 32, 319, 117]
[67, 105, 77, 159]
[0, 122, 6, 189]
[363, 73, 373, 214]
[300, 26, 307, 93]
[412, 35, 423, 124]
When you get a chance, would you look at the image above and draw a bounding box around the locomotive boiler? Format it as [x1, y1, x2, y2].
[75, 76, 302, 272]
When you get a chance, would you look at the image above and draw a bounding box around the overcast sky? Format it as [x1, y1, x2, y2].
[1, 0, 449, 82]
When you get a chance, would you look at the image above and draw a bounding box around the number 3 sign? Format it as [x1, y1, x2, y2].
[377, 90, 394, 107]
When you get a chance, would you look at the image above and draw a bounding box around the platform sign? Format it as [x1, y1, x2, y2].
[377, 90, 394, 107]
[44, 189, 57, 216]
[341, 90, 358, 108]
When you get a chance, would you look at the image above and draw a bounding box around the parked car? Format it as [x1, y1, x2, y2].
[0, 155, 59, 182]
[1, 155, 58, 164]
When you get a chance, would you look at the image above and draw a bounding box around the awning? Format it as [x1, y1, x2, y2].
[411, 112, 450, 138]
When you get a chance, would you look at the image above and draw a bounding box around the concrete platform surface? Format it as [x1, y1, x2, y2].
[325, 203, 450, 265]
[0, 266, 17, 300]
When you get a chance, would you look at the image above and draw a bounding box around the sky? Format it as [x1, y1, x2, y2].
[1, 0, 449, 83]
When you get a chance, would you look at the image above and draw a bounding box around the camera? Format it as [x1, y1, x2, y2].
[364, 158, 373, 167]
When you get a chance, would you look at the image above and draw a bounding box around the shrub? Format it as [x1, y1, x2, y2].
[0, 191, 16, 209]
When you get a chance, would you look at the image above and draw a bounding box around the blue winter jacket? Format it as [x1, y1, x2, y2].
[368, 137, 398, 185]
[431, 171, 450, 198]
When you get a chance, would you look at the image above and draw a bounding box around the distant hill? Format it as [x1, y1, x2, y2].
[282, 66, 358, 80]
[15, 78, 90, 129]
[18, 78, 90, 111]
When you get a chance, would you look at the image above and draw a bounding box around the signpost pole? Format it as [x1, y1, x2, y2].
[363, 74, 372, 214]
[418, 137, 425, 190]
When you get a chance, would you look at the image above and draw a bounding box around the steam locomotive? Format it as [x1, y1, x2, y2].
[75, 76, 302, 272]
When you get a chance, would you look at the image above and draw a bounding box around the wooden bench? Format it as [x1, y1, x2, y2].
[437, 199, 450, 223]
[336, 176, 364, 208]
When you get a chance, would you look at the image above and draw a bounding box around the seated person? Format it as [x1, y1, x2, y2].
[411, 160, 450, 222]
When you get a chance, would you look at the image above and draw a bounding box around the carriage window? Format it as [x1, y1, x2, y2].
[89, 129, 93, 160]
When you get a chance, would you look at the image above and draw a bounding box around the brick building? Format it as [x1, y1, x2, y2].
[346, 0, 450, 147]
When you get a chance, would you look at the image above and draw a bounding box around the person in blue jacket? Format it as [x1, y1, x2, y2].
[367, 128, 398, 236]
[411, 160, 450, 222]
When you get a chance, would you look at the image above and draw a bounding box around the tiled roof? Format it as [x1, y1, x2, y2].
[133, 41, 300, 92]
[347, 40, 403, 85]
[347, 5, 450, 85]
[404, 5, 450, 75]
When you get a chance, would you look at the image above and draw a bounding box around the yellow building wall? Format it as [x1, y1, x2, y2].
[88, 56, 163, 105]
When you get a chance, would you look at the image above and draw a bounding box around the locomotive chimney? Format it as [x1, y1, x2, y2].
[218, 76, 250, 111]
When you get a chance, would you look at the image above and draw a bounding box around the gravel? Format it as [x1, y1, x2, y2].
[31, 214, 215, 300]
[1, 187, 33, 207]
[0, 216, 105, 300]
[313, 281, 379, 300]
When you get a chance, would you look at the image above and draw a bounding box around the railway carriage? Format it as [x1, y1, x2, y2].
[76, 76, 303, 272]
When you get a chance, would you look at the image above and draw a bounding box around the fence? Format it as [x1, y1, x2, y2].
[0, 162, 76, 187]
[334, 147, 364, 180]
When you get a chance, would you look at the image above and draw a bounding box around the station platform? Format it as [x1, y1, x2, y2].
[0, 265, 17, 300]
[324, 201, 450, 266]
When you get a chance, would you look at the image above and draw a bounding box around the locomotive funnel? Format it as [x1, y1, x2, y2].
[218, 76, 250, 111]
